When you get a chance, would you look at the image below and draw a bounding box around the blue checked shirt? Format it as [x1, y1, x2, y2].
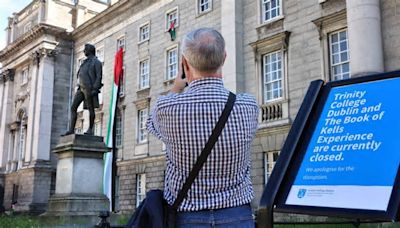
[147, 78, 259, 211]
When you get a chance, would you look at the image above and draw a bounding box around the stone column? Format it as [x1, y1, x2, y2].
[6, 132, 14, 172]
[0, 80, 4, 130]
[25, 52, 40, 165]
[0, 70, 15, 170]
[346, 0, 384, 76]
[46, 134, 110, 216]
[221, 0, 244, 93]
[31, 49, 56, 162]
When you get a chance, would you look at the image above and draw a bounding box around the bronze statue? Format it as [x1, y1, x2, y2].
[65, 44, 103, 135]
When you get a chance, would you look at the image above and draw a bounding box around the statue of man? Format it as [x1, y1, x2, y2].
[65, 44, 103, 135]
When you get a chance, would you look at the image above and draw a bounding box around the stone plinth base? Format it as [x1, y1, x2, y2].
[45, 134, 110, 216]
[46, 194, 109, 216]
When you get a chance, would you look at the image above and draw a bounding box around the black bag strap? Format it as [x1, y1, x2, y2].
[171, 92, 236, 211]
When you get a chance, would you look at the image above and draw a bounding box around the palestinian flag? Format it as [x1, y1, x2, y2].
[168, 21, 176, 41]
[103, 47, 124, 211]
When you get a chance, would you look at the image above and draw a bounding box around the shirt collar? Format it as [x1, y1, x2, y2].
[188, 78, 224, 89]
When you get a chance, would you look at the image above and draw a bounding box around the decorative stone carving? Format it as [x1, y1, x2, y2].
[30, 48, 58, 65]
[133, 97, 151, 110]
[250, 31, 291, 54]
[0, 68, 15, 83]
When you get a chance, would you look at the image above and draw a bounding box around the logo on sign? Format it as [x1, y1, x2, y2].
[297, 189, 307, 198]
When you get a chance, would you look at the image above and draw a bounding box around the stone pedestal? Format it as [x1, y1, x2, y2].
[46, 134, 110, 216]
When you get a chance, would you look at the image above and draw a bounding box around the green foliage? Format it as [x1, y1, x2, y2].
[0, 214, 87, 228]
[114, 214, 129, 225]
[0, 215, 43, 228]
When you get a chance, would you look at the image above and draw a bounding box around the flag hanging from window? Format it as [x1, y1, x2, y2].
[103, 47, 124, 211]
[168, 22, 176, 41]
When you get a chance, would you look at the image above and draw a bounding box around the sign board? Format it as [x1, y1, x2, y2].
[262, 72, 400, 223]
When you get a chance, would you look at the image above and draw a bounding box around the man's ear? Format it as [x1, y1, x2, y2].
[182, 56, 190, 73]
[182, 56, 187, 68]
[223, 51, 227, 64]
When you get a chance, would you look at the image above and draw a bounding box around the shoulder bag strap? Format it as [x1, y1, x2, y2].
[171, 92, 236, 210]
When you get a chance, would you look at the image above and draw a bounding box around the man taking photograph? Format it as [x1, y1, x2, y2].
[147, 28, 259, 227]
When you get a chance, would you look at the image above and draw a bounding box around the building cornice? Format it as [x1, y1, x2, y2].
[71, 0, 140, 38]
[15, 0, 41, 19]
[0, 23, 69, 62]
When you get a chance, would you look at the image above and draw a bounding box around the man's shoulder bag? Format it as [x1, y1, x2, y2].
[125, 92, 236, 228]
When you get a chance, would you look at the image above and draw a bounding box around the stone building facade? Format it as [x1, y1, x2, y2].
[0, 0, 109, 213]
[71, 0, 400, 214]
[1, 0, 400, 215]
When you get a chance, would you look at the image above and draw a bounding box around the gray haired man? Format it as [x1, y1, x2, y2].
[147, 28, 259, 227]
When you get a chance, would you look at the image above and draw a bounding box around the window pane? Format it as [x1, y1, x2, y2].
[263, 51, 283, 102]
[116, 111, 123, 147]
[330, 29, 350, 81]
[339, 31, 347, 41]
[138, 109, 148, 143]
[341, 52, 348, 62]
[340, 41, 347, 52]
[167, 48, 178, 80]
[332, 44, 339, 54]
[333, 65, 341, 75]
[262, 0, 280, 22]
[331, 33, 338, 43]
[332, 54, 340, 64]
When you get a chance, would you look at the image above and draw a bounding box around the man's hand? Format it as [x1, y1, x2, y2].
[170, 61, 188, 93]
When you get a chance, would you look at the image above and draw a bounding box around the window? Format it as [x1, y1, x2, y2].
[262, 51, 283, 103]
[75, 119, 84, 134]
[139, 23, 150, 42]
[117, 36, 125, 50]
[139, 59, 150, 89]
[264, 151, 279, 184]
[94, 121, 102, 136]
[115, 109, 123, 148]
[166, 9, 178, 30]
[136, 174, 146, 207]
[21, 68, 28, 85]
[24, 22, 31, 33]
[138, 109, 148, 143]
[75, 127, 83, 134]
[198, 0, 212, 14]
[17, 125, 25, 169]
[166, 47, 178, 80]
[261, 0, 281, 23]
[329, 29, 350, 81]
[17, 111, 26, 170]
[119, 66, 125, 97]
[12, 184, 19, 204]
[96, 47, 104, 63]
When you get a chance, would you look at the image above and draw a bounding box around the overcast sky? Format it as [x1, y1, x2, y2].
[0, 0, 32, 50]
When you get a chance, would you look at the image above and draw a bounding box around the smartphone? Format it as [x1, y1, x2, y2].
[181, 62, 186, 79]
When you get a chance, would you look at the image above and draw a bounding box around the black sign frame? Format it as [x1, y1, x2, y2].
[258, 71, 400, 227]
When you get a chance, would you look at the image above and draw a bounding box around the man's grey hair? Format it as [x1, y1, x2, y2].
[182, 28, 225, 73]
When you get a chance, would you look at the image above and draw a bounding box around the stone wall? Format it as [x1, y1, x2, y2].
[117, 155, 165, 213]
[381, 0, 400, 71]
[3, 166, 54, 213]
